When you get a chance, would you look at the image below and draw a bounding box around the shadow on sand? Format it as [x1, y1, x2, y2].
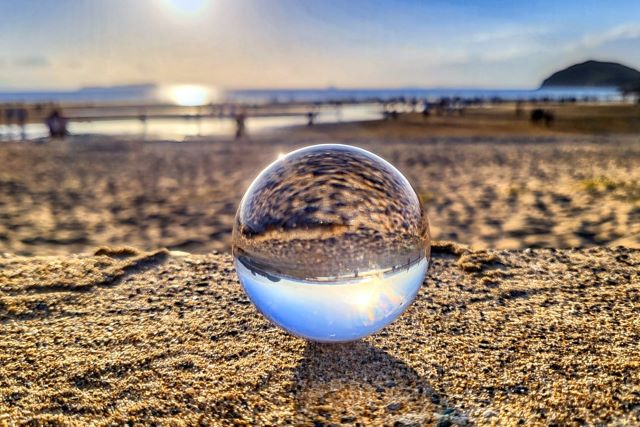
[291, 340, 461, 425]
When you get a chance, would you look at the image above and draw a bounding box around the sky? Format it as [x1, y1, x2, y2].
[1, 0, 640, 90]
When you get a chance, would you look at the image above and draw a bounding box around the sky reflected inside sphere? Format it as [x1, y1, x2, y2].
[236, 257, 428, 342]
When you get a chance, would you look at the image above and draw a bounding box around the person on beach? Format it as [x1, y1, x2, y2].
[16, 108, 28, 140]
[235, 111, 246, 139]
[306, 111, 316, 126]
[45, 109, 68, 138]
[422, 102, 431, 118]
[5, 107, 15, 125]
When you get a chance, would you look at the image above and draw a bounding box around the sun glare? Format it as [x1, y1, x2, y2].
[164, 0, 209, 15]
[166, 84, 214, 106]
[353, 290, 373, 310]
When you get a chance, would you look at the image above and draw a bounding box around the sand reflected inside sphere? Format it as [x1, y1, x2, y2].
[232, 144, 430, 342]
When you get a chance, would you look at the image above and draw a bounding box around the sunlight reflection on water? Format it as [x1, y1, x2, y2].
[1, 104, 381, 141]
[161, 85, 218, 107]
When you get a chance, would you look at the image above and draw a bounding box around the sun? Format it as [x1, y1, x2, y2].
[166, 85, 214, 106]
[163, 0, 208, 15]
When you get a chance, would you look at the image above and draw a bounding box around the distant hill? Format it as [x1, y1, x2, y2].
[540, 60, 640, 88]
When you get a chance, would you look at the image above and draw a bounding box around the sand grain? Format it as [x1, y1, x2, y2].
[1, 244, 638, 425]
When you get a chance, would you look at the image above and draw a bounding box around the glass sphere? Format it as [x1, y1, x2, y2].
[232, 144, 430, 342]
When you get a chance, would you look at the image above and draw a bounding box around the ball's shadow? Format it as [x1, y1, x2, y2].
[292, 340, 449, 424]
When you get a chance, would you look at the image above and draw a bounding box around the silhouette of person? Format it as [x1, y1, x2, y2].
[46, 109, 68, 138]
[235, 111, 246, 139]
[422, 102, 431, 118]
[5, 107, 15, 123]
[306, 111, 316, 126]
[16, 108, 28, 140]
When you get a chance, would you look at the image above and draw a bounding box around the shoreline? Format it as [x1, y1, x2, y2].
[2, 102, 640, 141]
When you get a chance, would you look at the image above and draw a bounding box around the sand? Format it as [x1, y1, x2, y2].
[0, 131, 639, 256]
[1, 106, 640, 425]
[1, 243, 639, 426]
[287, 103, 640, 138]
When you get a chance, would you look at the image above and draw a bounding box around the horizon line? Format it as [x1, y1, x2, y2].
[0, 83, 624, 94]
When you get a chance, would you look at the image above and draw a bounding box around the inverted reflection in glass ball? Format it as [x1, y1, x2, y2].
[232, 144, 430, 342]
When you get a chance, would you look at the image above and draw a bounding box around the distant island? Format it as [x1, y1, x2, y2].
[540, 60, 640, 88]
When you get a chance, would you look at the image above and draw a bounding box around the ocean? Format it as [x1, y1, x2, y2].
[0, 84, 622, 104]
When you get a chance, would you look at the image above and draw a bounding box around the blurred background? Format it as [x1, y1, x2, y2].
[1, 0, 639, 255]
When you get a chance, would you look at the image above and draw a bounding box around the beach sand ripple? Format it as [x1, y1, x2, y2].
[0, 134, 639, 255]
[1, 244, 638, 425]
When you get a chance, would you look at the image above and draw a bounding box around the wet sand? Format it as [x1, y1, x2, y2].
[1, 244, 638, 425]
[0, 129, 639, 256]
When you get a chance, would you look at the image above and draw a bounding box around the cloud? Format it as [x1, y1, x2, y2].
[13, 56, 50, 67]
[399, 26, 553, 67]
[463, 23, 640, 65]
[394, 30, 548, 69]
[569, 23, 640, 50]
[471, 26, 551, 44]
[476, 43, 544, 62]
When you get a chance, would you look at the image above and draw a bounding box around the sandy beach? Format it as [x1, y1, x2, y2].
[1, 244, 638, 425]
[1, 107, 639, 256]
[1, 105, 640, 425]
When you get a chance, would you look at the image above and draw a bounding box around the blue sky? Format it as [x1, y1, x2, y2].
[1, 0, 639, 89]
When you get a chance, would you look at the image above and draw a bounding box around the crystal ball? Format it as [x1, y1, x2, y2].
[232, 144, 430, 342]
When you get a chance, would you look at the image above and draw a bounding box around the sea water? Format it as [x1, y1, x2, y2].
[232, 144, 431, 342]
